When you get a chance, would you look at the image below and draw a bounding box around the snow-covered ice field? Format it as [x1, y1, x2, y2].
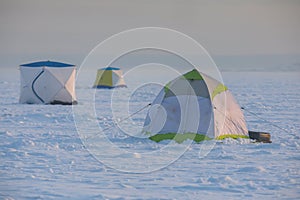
[0, 70, 299, 199]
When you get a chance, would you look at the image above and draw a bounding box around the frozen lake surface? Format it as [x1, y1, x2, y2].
[0, 71, 299, 199]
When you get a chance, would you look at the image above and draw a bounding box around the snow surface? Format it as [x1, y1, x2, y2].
[0, 71, 300, 199]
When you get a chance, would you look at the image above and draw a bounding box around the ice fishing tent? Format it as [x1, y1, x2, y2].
[93, 67, 126, 89]
[19, 61, 77, 105]
[143, 69, 248, 143]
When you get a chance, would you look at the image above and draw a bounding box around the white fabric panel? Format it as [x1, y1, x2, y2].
[177, 95, 200, 134]
[144, 95, 213, 135]
[34, 68, 63, 103]
[213, 90, 248, 136]
[46, 67, 76, 103]
[143, 104, 167, 134]
[53, 88, 72, 102]
[64, 69, 76, 100]
[201, 73, 220, 99]
[19, 67, 44, 104]
[112, 71, 120, 86]
[144, 89, 173, 133]
[52, 68, 76, 102]
[196, 97, 214, 137]
[118, 77, 126, 86]
[46, 67, 74, 85]
[201, 72, 248, 137]
[112, 70, 126, 86]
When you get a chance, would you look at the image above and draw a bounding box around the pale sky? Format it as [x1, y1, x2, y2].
[0, 0, 299, 68]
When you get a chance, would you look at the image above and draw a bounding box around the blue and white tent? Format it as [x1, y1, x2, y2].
[19, 61, 77, 105]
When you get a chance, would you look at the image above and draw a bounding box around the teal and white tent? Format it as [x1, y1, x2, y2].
[143, 69, 248, 143]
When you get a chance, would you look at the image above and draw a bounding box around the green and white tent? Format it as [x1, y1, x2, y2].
[93, 67, 126, 89]
[143, 69, 248, 143]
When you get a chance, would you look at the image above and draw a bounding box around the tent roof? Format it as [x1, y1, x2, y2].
[100, 67, 120, 70]
[182, 69, 203, 80]
[20, 61, 74, 68]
